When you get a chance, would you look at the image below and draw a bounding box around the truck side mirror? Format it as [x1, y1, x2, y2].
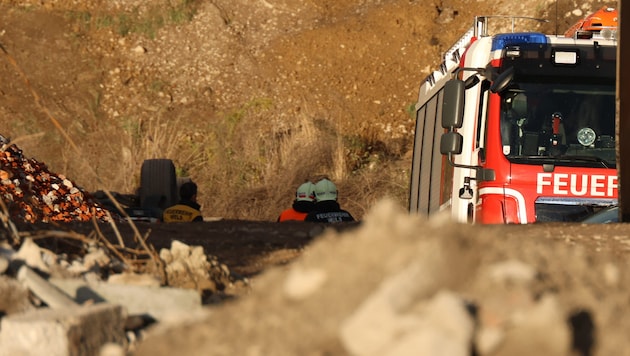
[442, 79, 465, 129]
[440, 131, 463, 155]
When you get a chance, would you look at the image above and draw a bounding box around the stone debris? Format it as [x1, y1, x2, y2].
[0, 275, 34, 315]
[0, 235, 237, 355]
[283, 266, 327, 301]
[16, 264, 79, 309]
[0, 142, 108, 223]
[50, 277, 204, 322]
[0, 303, 127, 356]
[132, 199, 606, 356]
[159, 240, 233, 292]
[0, 257, 8, 274]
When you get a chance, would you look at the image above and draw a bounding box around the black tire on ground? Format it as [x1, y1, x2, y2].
[140, 159, 178, 212]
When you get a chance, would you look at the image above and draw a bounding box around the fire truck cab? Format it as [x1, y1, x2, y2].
[409, 7, 618, 224]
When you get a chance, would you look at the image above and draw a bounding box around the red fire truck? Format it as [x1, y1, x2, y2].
[409, 7, 618, 223]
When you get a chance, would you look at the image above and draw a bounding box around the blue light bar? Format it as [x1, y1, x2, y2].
[491, 33, 548, 51]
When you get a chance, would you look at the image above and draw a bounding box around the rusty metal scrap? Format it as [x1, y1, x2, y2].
[0, 143, 108, 223]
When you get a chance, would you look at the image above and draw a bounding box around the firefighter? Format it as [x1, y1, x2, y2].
[305, 178, 355, 223]
[163, 181, 203, 222]
[278, 181, 316, 222]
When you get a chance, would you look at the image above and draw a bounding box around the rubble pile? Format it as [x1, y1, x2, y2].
[0, 234, 242, 354]
[0, 138, 244, 353]
[0, 141, 108, 223]
[159, 240, 234, 292]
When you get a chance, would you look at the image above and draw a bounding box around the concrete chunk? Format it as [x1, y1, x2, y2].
[17, 265, 78, 309]
[50, 278, 202, 321]
[0, 275, 34, 315]
[0, 303, 126, 356]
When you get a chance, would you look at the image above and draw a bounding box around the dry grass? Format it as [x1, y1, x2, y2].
[2, 89, 410, 221]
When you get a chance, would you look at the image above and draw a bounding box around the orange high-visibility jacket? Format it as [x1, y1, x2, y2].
[278, 208, 308, 222]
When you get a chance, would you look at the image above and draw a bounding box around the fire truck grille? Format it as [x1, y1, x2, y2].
[535, 204, 592, 222]
[535, 200, 614, 223]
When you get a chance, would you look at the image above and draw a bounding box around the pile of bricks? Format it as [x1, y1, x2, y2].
[0, 140, 108, 223]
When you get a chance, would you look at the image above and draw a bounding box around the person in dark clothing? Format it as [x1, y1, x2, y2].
[163, 181, 203, 222]
[278, 181, 316, 222]
[305, 178, 355, 223]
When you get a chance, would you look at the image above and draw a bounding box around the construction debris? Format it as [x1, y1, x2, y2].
[159, 240, 233, 291]
[0, 142, 108, 223]
[0, 303, 127, 356]
[0, 139, 242, 354]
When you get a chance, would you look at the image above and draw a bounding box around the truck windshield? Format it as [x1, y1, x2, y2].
[499, 82, 616, 168]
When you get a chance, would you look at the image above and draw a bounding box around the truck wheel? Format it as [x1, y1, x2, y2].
[140, 159, 178, 215]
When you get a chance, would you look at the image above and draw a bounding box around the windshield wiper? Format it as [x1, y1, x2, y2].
[513, 155, 612, 168]
[552, 155, 612, 168]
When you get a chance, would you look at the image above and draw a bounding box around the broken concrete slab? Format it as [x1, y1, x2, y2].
[0, 303, 126, 356]
[49, 278, 202, 321]
[17, 265, 79, 309]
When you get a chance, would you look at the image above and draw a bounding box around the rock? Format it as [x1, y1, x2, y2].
[0, 303, 126, 356]
[50, 278, 202, 322]
[340, 259, 449, 356]
[423, 291, 475, 347]
[603, 262, 620, 287]
[14, 238, 49, 273]
[132, 45, 147, 54]
[99, 343, 125, 356]
[476, 326, 505, 355]
[16, 265, 78, 309]
[380, 291, 474, 356]
[486, 259, 537, 285]
[0, 275, 35, 315]
[83, 248, 112, 271]
[159, 240, 230, 291]
[107, 272, 161, 287]
[283, 266, 327, 300]
[493, 295, 570, 356]
[0, 255, 9, 274]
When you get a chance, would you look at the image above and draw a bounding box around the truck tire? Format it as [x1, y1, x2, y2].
[140, 159, 178, 215]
